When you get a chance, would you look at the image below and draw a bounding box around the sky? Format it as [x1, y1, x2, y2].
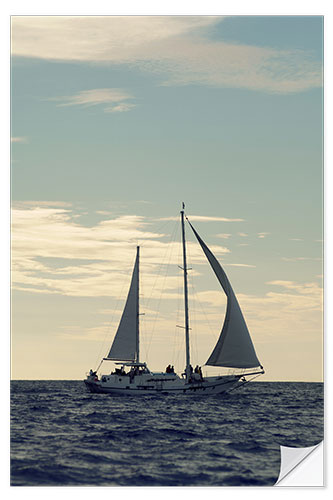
[10, 15, 323, 381]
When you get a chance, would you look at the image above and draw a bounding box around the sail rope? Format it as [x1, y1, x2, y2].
[184, 235, 199, 366]
[93, 272, 129, 371]
[93, 216, 179, 372]
[170, 218, 216, 371]
[171, 228, 185, 371]
[183, 226, 226, 369]
[227, 373, 263, 393]
[188, 276, 224, 356]
[140, 218, 180, 362]
[127, 216, 178, 364]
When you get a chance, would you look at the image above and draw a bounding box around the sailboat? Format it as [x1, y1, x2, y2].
[84, 206, 264, 395]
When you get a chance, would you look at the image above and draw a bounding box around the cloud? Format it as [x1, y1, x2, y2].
[11, 136, 28, 143]
[61, 276, 323, 380]
[11, 202, 323, 379]
[237, 281, 323, 353]
[11, 203, 231, 297]
[195, 279, 322, 339]
[14, 200, 72, 208]
[258, 232, 270, 238]
[225, 263, 256, 268]
[282, 257, 322, 262]
[216, 233, 231, 239]
[151, 37, 322, 93]
[267, 280, 322, 295]
[11, 16, 322, 94]
[49, 88, 136, 113]
[11, 16, 216, 61]
[106, 102, 136, 113]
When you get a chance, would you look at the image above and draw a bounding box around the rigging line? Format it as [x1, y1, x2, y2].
[143, 219, 180, 358]
[137, 217, 175, 250]
[151, 216, 177, 235]
[136, 216, 175, 249]
[171, 225, 184, 366]
[181, 220, 202, 367]
[142, 218, 178, 310]
[125, 217, 175, 363]
[184, 217, 224, 344]
[93, 272, 128, 370]
[177, 218, 187, 369]
[143, 229, 175, 351]
[185, 235, 200, 365]
[171, 234, 183, 369]
[189, 276, 199, 365]
[192, 283, 218, 339]
[227, 373, 263, 393]
[189, 274, 223, 345]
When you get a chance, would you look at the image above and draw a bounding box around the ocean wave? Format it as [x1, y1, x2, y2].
[11, 381, 324, 486]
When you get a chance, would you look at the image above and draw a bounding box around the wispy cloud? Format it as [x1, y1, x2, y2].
[11, 202, 323, 379]
[49, 88, 136, 113]
[185, 278, 322, 349]
[225, 263, 255, 268]
[257, 232, 270, 239]
[13, 200, 72, 208]
[282, 257, 322, 262]
[11, 16, 216, 62]
[216, 233, 231, 239]
[11, 136, 28, 143]
[267, 280, 318, 292]
[11, 203, 231, 297]
[11, 17, 322, 94]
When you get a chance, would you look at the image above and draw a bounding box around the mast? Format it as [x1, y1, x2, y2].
[136, 245, 140, 363]
[180, 203, 191, 376]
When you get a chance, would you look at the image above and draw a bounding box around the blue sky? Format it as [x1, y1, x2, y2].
[10, 15, 323, 380]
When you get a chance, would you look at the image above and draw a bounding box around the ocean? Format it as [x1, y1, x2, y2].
[10, 381, 324, 487]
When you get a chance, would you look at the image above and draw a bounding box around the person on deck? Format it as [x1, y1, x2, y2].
[129, 368, 135, 383]
[185, 364, 194, 381]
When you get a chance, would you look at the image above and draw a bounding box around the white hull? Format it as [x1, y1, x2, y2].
[84, 371, 243, 396]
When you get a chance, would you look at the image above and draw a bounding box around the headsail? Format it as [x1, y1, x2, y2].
[106, 247, 139, 362]
[188, 220, 261, 369]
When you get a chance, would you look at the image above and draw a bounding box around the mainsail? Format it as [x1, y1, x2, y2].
[106, 247, 139, 362]
[188, 221, 261, 369]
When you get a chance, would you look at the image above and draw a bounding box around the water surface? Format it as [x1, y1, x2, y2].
[11, 381, 324, 486]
